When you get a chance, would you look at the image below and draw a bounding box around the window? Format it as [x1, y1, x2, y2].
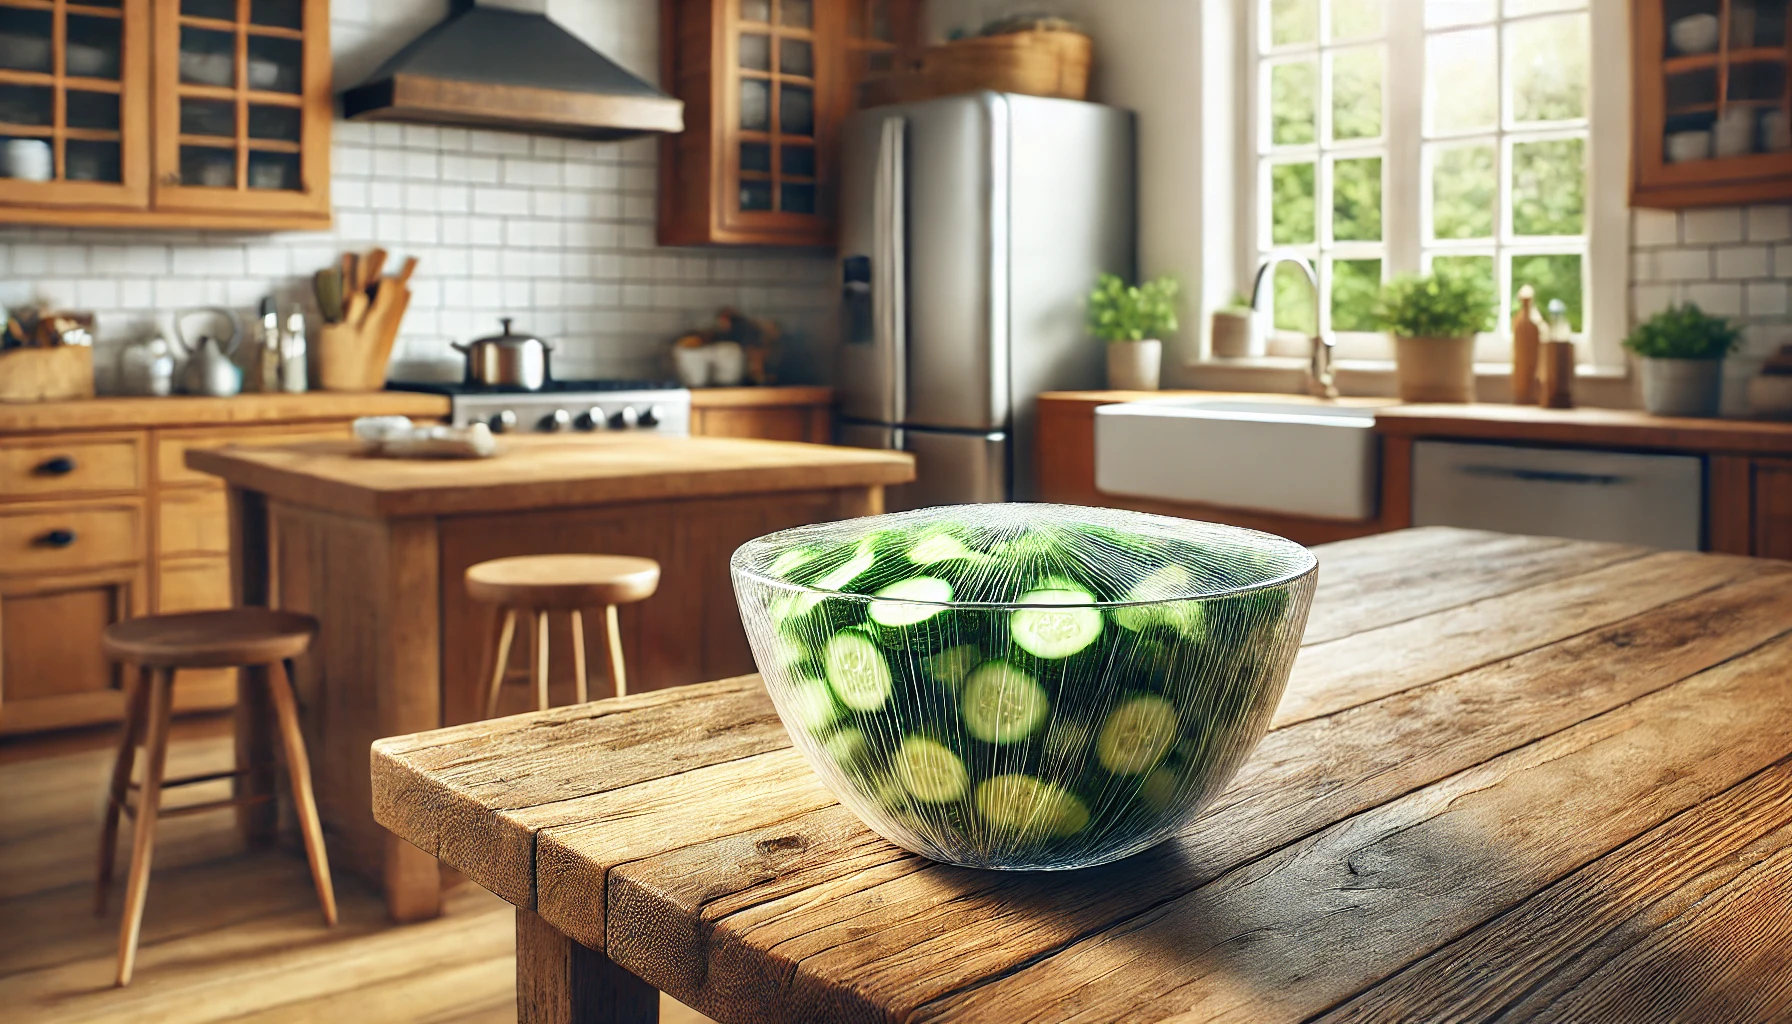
[1250, 0, 1619, 365]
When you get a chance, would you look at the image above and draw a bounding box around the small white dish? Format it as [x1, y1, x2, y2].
[1665, 129, 1713, 163]
[1670, 13, 1720, 54]
[1715, 110, 1756, 157]
[2, 138, 52, 181]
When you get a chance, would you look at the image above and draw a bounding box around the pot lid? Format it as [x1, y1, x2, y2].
[471, 317, 546, 346]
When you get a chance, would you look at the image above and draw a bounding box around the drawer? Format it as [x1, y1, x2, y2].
[157, 488, 229, 557]
[0, 433, 143, 500]
[0, 501, 141, 577]
[155, 425, 352, 488]
[157, 556, 232, 613]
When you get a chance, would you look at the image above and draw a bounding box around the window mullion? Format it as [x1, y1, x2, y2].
[1385, 0, 1425, 279]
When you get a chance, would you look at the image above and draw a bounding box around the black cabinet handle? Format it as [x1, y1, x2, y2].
[34, 455, 77, 476]
[34, 529, 77, 548]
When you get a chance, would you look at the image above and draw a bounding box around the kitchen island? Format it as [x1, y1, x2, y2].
[188, 434, 913, 922]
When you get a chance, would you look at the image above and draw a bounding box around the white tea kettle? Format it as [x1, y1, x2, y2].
[173, 307, 244, 397]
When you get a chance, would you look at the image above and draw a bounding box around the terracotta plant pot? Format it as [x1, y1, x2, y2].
[1106, 339, 1162, 391]
[1209, 310, 1260, 358]
[1638, 356, 1723, 417]
[1393, 335, 1476, 403]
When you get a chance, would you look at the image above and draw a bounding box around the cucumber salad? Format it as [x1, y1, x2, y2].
[731, 504, 1317, 870]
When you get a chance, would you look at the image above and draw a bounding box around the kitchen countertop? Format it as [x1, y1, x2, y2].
[186, 433, 915, 519]
[686, 385, 832, 407]
[0, 392, 451, 433]
[1041, 390, 1792, 455]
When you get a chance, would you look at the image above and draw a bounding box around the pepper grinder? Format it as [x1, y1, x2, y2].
[1539, 298, 1575, 409]
[279, 306, 308, 393]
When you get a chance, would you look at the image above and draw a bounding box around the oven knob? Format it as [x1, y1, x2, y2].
[540, 408, 572, 432]
[610, 406, 640, 430]
[638, 404, 663, 428]
[575, 406, 606, 431]
[489, 410, 518, 433]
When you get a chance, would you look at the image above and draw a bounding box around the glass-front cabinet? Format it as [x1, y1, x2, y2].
[1633, 0, 1792, 206]
[0, 0, 328, 228]
[660, 0, 916, 246]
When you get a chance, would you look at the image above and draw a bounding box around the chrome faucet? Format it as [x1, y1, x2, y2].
[1249, 252, 1338, 399]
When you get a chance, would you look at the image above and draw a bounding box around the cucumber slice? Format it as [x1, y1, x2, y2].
[822, 727, 870, 773]
[814, 538, 877, 592]
[923, 644, 980, 689]
[868, 576, 952, 628]
[1010, 582, 1103, 660]
[768, 546, 821, 580]
[974, 774, 1088, 838]
[784, 677, 839, 733]
[823, 631, 893, 711]
[895, 736, 970, 803]
[1097, 695, 1180, 775]
[961, 662, 1048, 744]
[908, 533, 981, 565]
[1139, 767, 1179, 813]
[1114, 564, 1206, 639]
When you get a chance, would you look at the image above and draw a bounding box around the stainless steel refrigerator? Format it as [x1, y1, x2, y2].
[834, 91, 1136, 509]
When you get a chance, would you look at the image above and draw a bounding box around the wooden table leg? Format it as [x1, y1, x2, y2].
[227, 486, 278, 846]
[516, 908, 658, 1024]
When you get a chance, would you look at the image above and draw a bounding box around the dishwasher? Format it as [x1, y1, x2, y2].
[1411, 440, 1704, 550]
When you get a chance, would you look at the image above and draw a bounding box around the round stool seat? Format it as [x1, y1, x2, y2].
[465, 555, 661, 610]
[102, 609, 318, 669]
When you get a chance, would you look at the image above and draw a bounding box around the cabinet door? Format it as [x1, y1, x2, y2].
[1754, 457, 1792, 559]
[0, 0, 150, 210]
[151, 0, 330, 219]
[722, 0, 830, 240]
[0, 566, 143, 735]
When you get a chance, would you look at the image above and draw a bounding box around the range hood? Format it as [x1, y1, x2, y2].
[342, 0, 683, 140]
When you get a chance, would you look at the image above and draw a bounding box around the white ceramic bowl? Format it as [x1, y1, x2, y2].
[1670, 14, 1720, 54]
[1666, 129, 1713, 163]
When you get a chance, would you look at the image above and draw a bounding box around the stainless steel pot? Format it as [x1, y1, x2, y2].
[452, 318, 553, 390]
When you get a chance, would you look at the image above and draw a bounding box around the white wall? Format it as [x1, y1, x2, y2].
[1, 0, 836, 389]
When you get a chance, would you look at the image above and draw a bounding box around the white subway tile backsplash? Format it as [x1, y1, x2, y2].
[1654, 247, 1711, 281]
[1747, 205, 1792, 242]
[1685, 281, 1744, 316]
[1632, 208, 1679, 246]
[1715, 245, 1771, 279]
[1747, 280, 1789, 317]
[1682, 208, 1745, 244]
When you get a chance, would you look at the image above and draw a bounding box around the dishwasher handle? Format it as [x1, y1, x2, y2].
[1457, 464, 1631, 487]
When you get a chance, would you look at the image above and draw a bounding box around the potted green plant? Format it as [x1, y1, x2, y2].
[1089, 273, 1179, 390]
[1375, 267, 1495, 403]
[1624, 303, 1740, 417]
[1210, 291, 1259, 359]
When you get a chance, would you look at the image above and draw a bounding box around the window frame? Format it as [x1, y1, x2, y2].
[1238, 0, 1630, 371]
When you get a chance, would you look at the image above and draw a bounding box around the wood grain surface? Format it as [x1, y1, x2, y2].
[371, 527, 1792, 1024]
[0, 393, 447, 435]
[188, 435, 915, 519]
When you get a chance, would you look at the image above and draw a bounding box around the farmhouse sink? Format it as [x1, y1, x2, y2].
[1094, 399, 1380, 520]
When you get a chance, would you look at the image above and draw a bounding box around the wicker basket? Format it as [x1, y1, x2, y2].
[0, 345, 94, 402]
[859, 29, 1092, 108]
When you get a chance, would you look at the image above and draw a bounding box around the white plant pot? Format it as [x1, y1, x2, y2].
[1393, 335, 1476, 403]
[1209, 310, 1261, 358]
[1106, 339, 1163, 391]
[1639, 356, 1723, 417]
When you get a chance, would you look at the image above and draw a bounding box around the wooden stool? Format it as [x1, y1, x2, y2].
[466, 555, 661, 716]
[96, 608, 336, 987]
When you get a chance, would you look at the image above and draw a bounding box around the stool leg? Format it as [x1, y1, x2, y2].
[96, 665, 151, 916]
[532, 610, 551, 712]
[267, 659, 338, 928]
[600, 604, 627, 699]
[116, 667, 173, 988]
[483, 609, 517, 719]
[569, 609, 588, 705]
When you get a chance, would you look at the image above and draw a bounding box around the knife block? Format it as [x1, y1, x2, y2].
[0, 344, 94, 402]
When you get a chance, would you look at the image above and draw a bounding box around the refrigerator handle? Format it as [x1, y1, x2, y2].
[874, 115, 907, 424]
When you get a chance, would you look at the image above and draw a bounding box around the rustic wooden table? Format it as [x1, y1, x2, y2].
[372, 528, 1792, 1023]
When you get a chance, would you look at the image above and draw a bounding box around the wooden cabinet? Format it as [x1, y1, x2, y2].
[1711, 454, 1792, 558]
[0, 393, 446, 737]
[0, 0, 330, 230]
[1632, 0, 1792, 207]
[688, 385, 834, 442]
[659, 0, 915, 246]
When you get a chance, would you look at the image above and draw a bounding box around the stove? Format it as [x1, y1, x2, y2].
[387, 380, 692, 436]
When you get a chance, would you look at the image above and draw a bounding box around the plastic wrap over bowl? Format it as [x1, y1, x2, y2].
[730, 503, 1318, 870]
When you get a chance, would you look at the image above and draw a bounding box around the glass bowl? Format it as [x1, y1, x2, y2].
[730, 503, 1317, 870]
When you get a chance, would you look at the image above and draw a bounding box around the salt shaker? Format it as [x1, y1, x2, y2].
[279, 306, 308, 393]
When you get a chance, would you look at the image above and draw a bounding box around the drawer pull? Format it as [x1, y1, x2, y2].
[34, 455, 77, 476]
[34, 529, 77, 548]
